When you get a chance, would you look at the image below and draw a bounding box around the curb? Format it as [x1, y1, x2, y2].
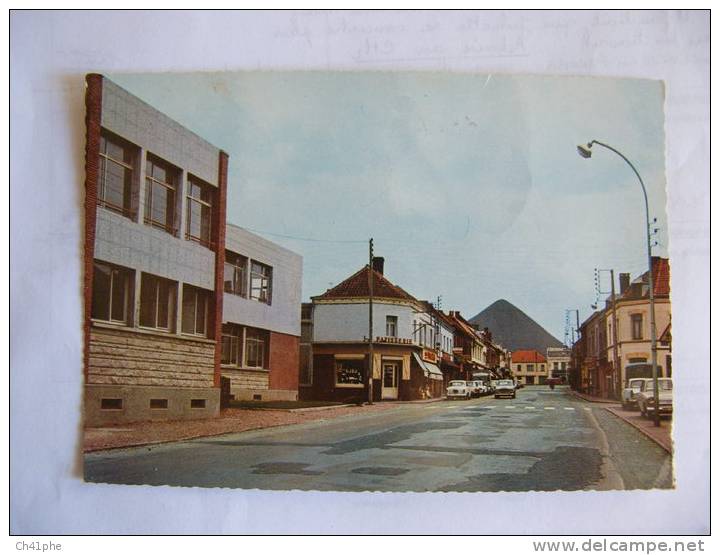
[604, 407, 672, 453]
[289, 404, 355, 413]
[570, 391, 618, 404]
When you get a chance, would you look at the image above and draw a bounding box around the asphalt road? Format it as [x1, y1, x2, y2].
[84, 386, 673, 492]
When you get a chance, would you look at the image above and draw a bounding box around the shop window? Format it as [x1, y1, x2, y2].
[335, 358, 365, 387]
[181, 284, 209, 336]
[98, 130, 137, 218]
[144, 154, 178, 235]
[139, 273, 177, 331]
[245, 328, 268, 369]
[224, 251, 248, 297]
[250, 261, 272, 304]
[186, 176, 214, 246]
[92, 261, 133, 324]
[221, 324, 242, 366]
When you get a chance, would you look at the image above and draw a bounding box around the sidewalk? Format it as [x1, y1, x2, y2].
[84, 402, 399, 453]
[570, 389, 672, 453]
[605, 406, 673, 453]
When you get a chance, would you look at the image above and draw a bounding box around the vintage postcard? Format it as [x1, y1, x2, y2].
[81, 70, 672, 492]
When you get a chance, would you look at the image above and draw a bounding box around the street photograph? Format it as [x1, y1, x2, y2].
[80, 70, 673, 493]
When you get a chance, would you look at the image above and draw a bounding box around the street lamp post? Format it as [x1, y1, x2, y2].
[577, 140, 660, 427]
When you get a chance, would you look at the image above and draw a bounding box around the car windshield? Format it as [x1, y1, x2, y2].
[629, 380, 646, 388]
[497, 380, 514, 386]
[658, 380, 673, 390]
[449, 381, 466, 386]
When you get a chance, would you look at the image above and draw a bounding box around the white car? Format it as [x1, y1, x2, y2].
[466, 380, 484, 398]
[622, 378, 651, 411]
[637, 378, 673, 418]
[446, 380, 471, 400]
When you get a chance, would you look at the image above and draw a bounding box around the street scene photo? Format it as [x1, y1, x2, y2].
[81, 71, 672, 492]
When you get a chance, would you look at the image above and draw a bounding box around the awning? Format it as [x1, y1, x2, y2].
[413, 352, 444, 381]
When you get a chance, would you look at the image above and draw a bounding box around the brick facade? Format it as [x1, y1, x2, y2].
[268, 331, 300, 391]
[83, 73, 103, 383]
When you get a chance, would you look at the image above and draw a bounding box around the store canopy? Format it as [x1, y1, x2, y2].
[413, 352, 444, 381]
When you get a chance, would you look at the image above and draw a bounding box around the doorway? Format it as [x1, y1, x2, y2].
[382, 362, 399, 400]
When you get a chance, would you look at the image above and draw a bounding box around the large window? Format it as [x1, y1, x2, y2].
[98, 131, 136, 218]
[181, 284, 209, 336]
[221, 324, 242, 366]
[250, 261, 272, 304]
[92, 261, 133, 324]
[245, 328, 268, 368]
[224, 251, 247, 297]
[139, 273, 177, 330]
[335, 358, 365, 387]
[186, 177, 213, 246]
[144, 155, 178, 235]
[386, 315, 398, 337]
[631, 314, 644, 340]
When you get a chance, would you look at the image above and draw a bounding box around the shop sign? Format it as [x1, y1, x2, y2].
[422, 349, 438, 363]
[375, 336, 412, 345]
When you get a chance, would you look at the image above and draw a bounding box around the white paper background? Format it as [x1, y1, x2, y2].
[9, 10, 709, 534]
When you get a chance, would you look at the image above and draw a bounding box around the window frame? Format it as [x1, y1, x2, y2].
[181, 284, 209, 337]
[91, 261, 133, 325]
[98, 130, 137, 219]
[144, 154, 179, 236]
[185, 176, 214, 247]
[221, 324, 243, 366]
[631, 313, 644, 340]
[139, 273, 177, 332]
[250, 260, 272, 304]
[244, 328, 267, 369]
[386, 315, 398, 337]
[224, 251, 248, 297]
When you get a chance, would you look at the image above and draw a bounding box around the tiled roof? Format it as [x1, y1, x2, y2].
[653, 257, 670, 297]
[620, 257, 670, 300]
[313, 265, 417, 302]
[511, 350, 547, 363]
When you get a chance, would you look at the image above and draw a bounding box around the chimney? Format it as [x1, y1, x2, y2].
[619, 273, 630, 295]
[372, 256, 385, 275]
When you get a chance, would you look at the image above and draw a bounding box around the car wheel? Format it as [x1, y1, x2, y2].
[512, 393, 516, 399]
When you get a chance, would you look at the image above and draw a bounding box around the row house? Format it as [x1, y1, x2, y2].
[572, 257, 671, 400]
[511, 350, 549, 385]
[546, 347, 571, 382]
[306, 258, 449, 402]
[83, 75, 301, 425]
[445, 312, 487, 380]
[577, 311, 609, 397]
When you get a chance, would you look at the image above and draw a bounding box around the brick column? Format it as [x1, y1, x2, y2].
[211, 151, 229, 387]
[83, 74, 103, 382]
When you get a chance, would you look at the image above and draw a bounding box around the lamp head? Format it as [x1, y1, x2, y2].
[577, 143, 593, 159]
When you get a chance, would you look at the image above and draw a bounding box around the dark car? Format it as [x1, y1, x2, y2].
[494, 379, 517, 399]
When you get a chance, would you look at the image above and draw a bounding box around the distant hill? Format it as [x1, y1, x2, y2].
[469, 299, 564, 353]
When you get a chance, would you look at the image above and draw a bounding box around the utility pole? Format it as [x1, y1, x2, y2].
[609, 270, 621, 400]
[367, 238, 374, 405]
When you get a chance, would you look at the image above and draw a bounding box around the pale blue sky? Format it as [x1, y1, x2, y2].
[109, 71, 668, 342]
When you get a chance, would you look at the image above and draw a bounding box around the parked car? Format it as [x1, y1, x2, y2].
[621, 378, 652, 411]
[494, 379, 517, 399]
[446, 380, 471, 400]
[637, 378, 673, 418]
[514, 380, 524, 389]
[465, 380, 483, 398]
